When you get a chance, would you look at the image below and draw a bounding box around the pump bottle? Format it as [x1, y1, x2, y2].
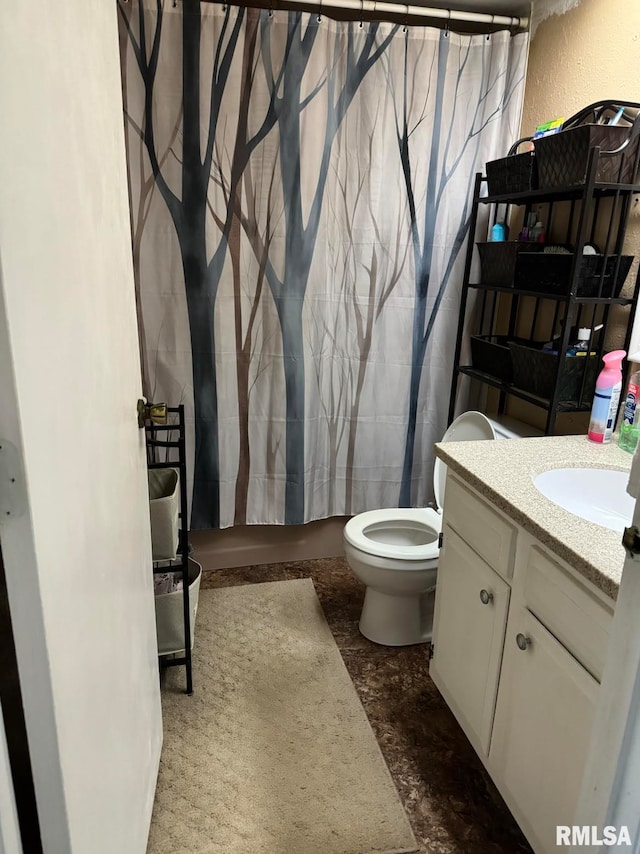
[619, 367, 640, 453]
[588, 350, 626, 444]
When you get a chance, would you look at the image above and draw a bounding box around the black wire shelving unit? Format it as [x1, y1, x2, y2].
[145, 404, 193, 695]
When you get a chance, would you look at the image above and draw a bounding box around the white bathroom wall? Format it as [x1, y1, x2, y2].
[0, 1, 162, 852]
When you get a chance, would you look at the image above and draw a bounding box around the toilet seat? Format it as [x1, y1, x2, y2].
[344, 412, 497, 563]
[344, 507, 441, 561]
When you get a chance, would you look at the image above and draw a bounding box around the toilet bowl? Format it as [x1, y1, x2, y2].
[343, 411, 527, 647]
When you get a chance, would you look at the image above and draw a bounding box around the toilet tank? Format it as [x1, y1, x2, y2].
[486, 415, 544, 440]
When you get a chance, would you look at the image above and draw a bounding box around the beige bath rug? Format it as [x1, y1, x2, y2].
[148, 578, 418, 854]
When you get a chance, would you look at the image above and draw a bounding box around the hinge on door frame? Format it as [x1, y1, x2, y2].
[438, 531, 444, 549]
[428, 645, 434, 660]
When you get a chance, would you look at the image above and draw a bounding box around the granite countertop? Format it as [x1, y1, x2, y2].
[434, 434, 634, 601]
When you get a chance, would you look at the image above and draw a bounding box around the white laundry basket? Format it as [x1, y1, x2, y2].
[148, 468, 180, 561]
[154, 558, 202, 656]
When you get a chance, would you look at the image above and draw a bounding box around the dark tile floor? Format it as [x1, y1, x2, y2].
[199, 556, 532, 854]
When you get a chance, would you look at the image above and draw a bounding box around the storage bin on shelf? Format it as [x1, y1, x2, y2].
[509, 341, 599, 402]
[485, 141, 538, 195]
[513, 252, 633, 297]
[477, 241, 544, 286]
[534, 125, 640, 187]
[470, 335, 513, 383]
[148, 467, 180, 561]
[154, 557, 202, 656]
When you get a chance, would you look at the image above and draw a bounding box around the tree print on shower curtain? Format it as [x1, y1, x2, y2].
[390, 30, 527, 506]
[119, 1, 282, 527]
[248, 18, 397, 524]
[119, 2, 395, 526]
[119, 3, 527, 528]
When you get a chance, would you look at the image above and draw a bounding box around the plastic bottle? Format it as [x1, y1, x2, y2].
[619, 368, 640, 454]
[588, 350, 626, 444]
[491, 222, 508, 242]
[566, 328, 593, 356]
[531, 221, 546, 243]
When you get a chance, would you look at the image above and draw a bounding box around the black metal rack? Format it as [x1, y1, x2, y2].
[145, 404, 193, 695]
[448, 145, 640, 434]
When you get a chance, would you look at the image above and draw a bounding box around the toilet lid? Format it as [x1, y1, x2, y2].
[433, 411, 496, 510]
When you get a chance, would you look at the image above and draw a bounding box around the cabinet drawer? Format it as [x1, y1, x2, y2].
[522, 545, 613, 683]
[444, 475, 516, 580]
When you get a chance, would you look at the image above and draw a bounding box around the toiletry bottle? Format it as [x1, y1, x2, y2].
[619, 368, 640, 453]
[567, 328, 591, 356]
[588, 350, 626, 444]
[531, 221, 546, 243]
[491, 222, 508, 242]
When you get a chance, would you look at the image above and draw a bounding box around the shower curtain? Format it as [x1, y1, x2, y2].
[118, 0, 528, 528]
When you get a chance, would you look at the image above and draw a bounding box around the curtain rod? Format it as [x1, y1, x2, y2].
[197, 0, 528, 31]
[295, 2, 526, 28]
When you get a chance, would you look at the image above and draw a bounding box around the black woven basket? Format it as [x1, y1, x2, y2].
[514, 252, 633, 297]
[534, 125, 640, 187]
[470, 335, 513, 383]
[509, 341, 598, 402]
[486, 151, 538, 196]
[477, 242, 544, 287]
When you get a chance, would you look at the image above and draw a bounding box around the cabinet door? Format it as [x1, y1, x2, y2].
[430, 524, 510, 756]
[489, 606, 599, 853]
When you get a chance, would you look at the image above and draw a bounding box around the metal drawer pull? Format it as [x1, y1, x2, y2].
[479, 589, 494, 605]
[516, 633, 532, 651]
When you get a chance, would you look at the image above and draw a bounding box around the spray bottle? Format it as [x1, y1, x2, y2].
[619, 366, 640, 453]
[588, 350, 626, 444]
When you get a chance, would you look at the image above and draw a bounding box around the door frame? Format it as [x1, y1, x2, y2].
[0, 540, 42, 853]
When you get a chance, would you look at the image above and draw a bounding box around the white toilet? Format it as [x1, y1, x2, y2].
[343, 411, 533, 646]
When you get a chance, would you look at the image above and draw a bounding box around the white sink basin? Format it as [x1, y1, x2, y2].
[533, 467, 634, 533]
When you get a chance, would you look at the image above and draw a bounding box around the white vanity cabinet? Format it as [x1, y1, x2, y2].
[431, 473, 614, 854]
[490, 604, 599, 851]
[430, 524, 511, 756]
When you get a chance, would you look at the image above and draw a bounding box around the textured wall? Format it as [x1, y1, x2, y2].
[530, 0, 582, 38]
[505, 0, 640, 430]
[522, 0, 640, 352]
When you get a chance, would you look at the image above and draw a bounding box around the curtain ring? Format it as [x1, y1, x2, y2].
[486, 13, 494, 39]
[317, 0, 322, 23]
[403, 2, 408, 33]
[268, 1, 273, 17]
[444, 8, 450, 37]
[359, 0, 364, 29]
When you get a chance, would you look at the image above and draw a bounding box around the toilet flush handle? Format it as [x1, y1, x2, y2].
[479, 589, 494, 605]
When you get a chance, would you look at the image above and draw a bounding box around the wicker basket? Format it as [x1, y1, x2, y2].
[477, 242, 544, 287]
[470, 335, 513, 383]
[534, 125, 640, 187]
[486, 151, 538, 196]
[514, 253, 633, 297]
[509, 341, 598, 402]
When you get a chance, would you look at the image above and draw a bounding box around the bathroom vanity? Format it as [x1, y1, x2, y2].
[430, 435, 632, 853]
